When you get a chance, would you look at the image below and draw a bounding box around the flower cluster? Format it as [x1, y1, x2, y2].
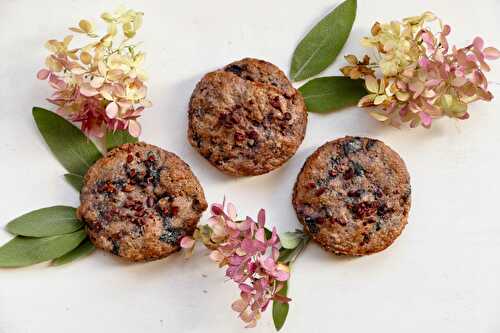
[181, 201, 290, 328]
[341, 12, 500, 128]
[37, 7, 151, 137]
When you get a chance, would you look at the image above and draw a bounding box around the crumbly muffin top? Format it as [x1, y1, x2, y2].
[188, 58, 307, 176]
[77, 142, 207, 261]
[293, 136, 411, 256]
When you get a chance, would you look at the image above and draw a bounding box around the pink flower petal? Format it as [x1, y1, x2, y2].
[180, 236, 195, 249]
[80, 85, 99, 97]
[422, 32, 435, 49]
[227, 202, 237, 219]
[211, 204, 224, 216]
[37, 69, 50, 80]
[274, 270, 290, 282]
[442, 24, 451, 36]
[260, 257, 276, 272]
[418, 57, 430, 70]
[239, 283, 253, 293]
[127, 119, 141, 137]
[419, 111, 432, 128]
[105, 102, 119, 119]
[209, 250, 224, 263]
[483, 47, 500, 60]
[231, 298, 248, 313]
[229, 255, 244, 265]
[257, 209, 265, 227]
[473, 37, 484, 51]
[241, 239, 255, 254]
[255, 228, 265, 242]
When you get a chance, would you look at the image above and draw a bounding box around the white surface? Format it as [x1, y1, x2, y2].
[1, 0, 499, 332]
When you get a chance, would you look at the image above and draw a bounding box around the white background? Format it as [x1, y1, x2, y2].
[1, 0, 499, 332]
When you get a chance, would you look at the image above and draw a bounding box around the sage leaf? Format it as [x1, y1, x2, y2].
[6, 206, 83, 237]
[280, 232, 301, 249]
[272, 281, 289, 331]
[105, 129, 138, 151]
[278, 234, 310, 264]
[64, 173, 84, 192]
[33, 107, 102, 176]
[52, 238, 95, 266]
[0, 229, 87, 268]
[299, 76, 366, 112]
[290, 0, 357, 81]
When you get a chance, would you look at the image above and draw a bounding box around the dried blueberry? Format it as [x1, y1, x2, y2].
[343, 138, 363, 155]
[225, 64, 243, 76]
[304, 216, 319, 234]
[111, 240, 120, 255]
[159, 228, 184, 245]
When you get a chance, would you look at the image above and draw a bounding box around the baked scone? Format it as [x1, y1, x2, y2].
[188, 58, 308, 176]
[293, 136, 411, 256]
[77, 142, 207, 261]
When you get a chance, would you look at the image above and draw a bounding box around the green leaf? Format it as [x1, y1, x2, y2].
[280, 232, 301, 249]
[64, 173, 84, 192]
[273, 281, 289, 331]
[0, 229, 87, 268]
[52, 238, 95, 266]
[299, 76, 366, 113]
[290, 0, 357, 81]
[278, 234, 310, 264]
[32, 107, 102, 176]
[6, 206, 83, 237]
[105, 129, 138, 151]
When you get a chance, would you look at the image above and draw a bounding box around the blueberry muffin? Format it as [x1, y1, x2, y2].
[77, 142, 207, 261]
[293, 137, 411, 256]
[188, 58, 308, 176]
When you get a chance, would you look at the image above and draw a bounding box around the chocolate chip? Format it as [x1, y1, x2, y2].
[283, 112, 292, 121]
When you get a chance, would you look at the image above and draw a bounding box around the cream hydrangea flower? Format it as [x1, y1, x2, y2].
[341, 12, 499, 128]
[37, 7, 150, 137]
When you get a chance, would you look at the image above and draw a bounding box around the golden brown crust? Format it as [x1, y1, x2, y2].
[77, 142, 207, 261]
[292, 137, 411, 256]
[188, 58, 307, 176]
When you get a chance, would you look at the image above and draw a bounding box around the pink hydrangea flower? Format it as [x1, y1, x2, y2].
[341, 12, 499, 128]
[181, 200, 290, 328]
[37, 8, 150, 138]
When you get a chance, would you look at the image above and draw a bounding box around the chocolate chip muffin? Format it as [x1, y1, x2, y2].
[293, 137, 411, 256]
[77, 142, 207, 261]
[188, 58, 308, 176]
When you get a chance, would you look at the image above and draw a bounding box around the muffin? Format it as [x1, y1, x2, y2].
[188, 58, 308, 176]
[293, 136, 411, 256]
[77, 142, 207, 261]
